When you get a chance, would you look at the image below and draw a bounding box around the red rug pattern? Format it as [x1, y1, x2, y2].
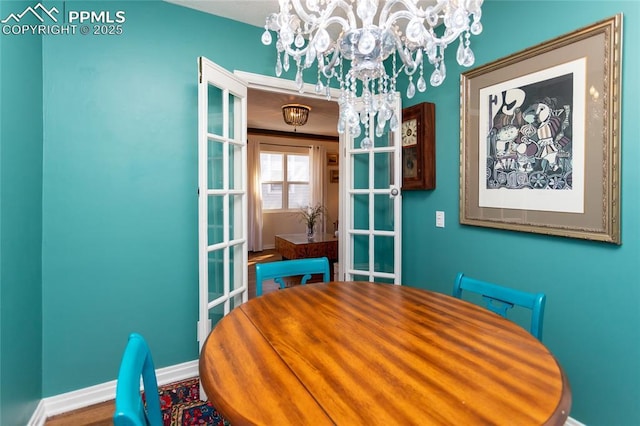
[157, 378, 230, 426]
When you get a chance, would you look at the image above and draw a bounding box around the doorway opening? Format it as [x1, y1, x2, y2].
[238, 71, 342, 295]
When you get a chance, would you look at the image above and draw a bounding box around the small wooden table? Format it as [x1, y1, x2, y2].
[274, 233, 338, 261]
[199, 282, 571, 425]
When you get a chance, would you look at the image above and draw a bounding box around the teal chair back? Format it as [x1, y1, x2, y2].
[453, 272, 546, 341]
[113, 333, 163, 426]
[255, 257, 331, 296]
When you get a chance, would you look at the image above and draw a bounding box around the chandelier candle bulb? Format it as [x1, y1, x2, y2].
[262, 0, 484, 147]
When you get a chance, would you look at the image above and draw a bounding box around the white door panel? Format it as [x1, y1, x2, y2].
[197, 57, 248, 352]
[340, 95, 402, 284]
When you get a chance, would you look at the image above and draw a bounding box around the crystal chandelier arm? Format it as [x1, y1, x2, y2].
[393, 36, 420, 75]
[290, 0, 357, 29]
[382, 9, 424, 25]
[318, 15, 351, 32]
[436, 26, 468, 47]
[275, 0, 354, 60]
[322, 50, 341, 78]
[385, 0, 481, 43]
[378, 0, 422, 25]
[383, 9, 434, 50]
[279, 24, 343, 62]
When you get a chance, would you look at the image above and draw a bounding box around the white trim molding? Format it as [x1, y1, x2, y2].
[234, 70, 341, 101]
[27, 359, 199, 426]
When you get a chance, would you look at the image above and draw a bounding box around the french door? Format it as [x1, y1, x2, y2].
[340, 96, 403, 284]
[197, 57, 248, 351]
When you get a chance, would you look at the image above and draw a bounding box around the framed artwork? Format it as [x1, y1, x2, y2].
[460, 14, 622, 244]
[327, 152, 339, 166]
[329, 169, 339, 183]
[402, 102, 436, 190]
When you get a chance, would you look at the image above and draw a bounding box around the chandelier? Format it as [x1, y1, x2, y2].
[262, 0, 484, 148]
[282, 103, 311, 130]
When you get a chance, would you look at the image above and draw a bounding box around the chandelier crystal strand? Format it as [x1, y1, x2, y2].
[283, 52, 290, 72]
[275, 53, 283, 77]
[407, 74, 416, 99]
[417, 61, 427, 93]
[262, 0, 484, 144]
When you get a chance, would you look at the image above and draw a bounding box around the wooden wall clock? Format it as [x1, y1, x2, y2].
[401, 102, 436, 190]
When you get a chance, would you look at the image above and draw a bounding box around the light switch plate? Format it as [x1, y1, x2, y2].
[436, 211, 445, 228]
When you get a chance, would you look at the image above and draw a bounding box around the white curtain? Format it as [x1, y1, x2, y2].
[248, 139, 263, 251]
[310, 145, 327, 234]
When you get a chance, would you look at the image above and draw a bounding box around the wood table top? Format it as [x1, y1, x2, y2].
[199, 282, 571, 425]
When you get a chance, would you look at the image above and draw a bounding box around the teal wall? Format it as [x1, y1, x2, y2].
[40, 1, 271, 395]
[400, 1, 639, 424]
[0, 1, 44, 424]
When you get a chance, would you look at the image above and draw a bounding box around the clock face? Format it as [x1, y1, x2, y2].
[402, 118, 418, 146]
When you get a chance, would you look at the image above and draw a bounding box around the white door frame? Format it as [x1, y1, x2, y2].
[234, 71, 402, 284]
[233, 71, 345, 278]
[234, 71, 341, 103]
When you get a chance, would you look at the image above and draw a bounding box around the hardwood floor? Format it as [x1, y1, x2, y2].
[45, 250, 281, 425]
[247, 249, 282, 298]
[45, 400, 114, 426]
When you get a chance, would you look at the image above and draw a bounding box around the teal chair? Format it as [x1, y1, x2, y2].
[255, 257, 331, 296]
[113, 333, 163, 426]
[453, 272, 546, 341]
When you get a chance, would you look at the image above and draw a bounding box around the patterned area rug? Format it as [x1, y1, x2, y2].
[157, 377, 230, 426]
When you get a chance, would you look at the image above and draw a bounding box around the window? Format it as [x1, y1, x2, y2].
[260, 151, 310, 210]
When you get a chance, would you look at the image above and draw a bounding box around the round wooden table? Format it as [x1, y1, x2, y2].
[199, 282, 571, 425]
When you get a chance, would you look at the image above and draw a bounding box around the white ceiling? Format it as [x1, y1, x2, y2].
[166, 0, 437, 29]
[247, 88, 339, 138]
[167, 1, 341, 137]
[166, 1, 278, 28]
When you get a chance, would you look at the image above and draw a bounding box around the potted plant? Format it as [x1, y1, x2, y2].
[297, 204, 325, 240]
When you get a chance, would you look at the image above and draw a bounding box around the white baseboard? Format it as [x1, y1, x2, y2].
[27, 401, 47, 426]
[27, 359, 199, 426]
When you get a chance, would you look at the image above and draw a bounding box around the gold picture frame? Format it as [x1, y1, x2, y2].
[460, 14, 622, 244]
[327, 152, 339, 166]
